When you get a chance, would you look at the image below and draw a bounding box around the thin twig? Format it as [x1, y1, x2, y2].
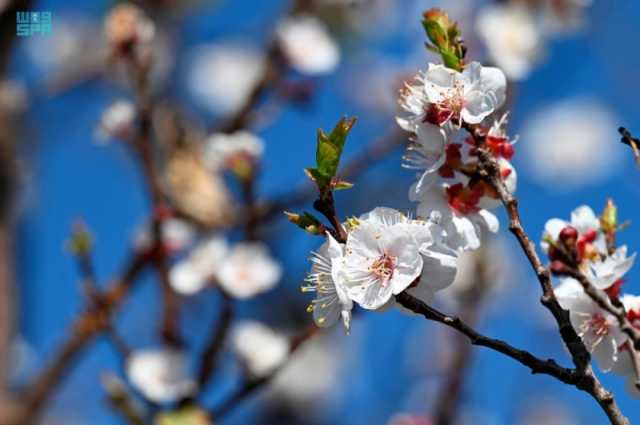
[395, 293, 578, 385]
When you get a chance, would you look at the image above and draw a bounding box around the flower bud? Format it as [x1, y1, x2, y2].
[600, 198, 617, 233]
[104, 3, 154, 53]
[559, 225, 578, 243]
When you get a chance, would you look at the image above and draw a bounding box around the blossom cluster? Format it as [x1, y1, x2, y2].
[545, 204, 640, 392]
[301, 15, 518, 331]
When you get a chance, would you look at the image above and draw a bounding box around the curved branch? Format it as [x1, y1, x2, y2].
[466, 123, 630, 425]
[395, 292, 578, 385]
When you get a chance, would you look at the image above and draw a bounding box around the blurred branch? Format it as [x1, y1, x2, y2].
[0, 249, 150, 425]
[210, 325, 318, 421]
[0, 0, 32, 402]
[102, 374, 146, 425]
[197, 292, 234, 391]
[213, 42, 284, 134]
[432, 253, 492, 425]
[467, 122, 630, 425]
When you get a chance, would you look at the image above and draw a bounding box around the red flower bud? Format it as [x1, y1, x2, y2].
[559, 226, 578, 242]
[581, 228, 598, 243]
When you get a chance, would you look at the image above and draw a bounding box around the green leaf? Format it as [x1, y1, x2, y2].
[316, 132, 341, 177]
[333, 180, 353, 191]
[305, 167, 330, 188]
[309, 117, 357, 192]
[155, 406, 211, 425]
[284, 211, 326, 235]
[328, 117, 357, 151]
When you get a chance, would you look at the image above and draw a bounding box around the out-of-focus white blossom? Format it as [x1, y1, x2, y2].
[476, 4, 544, 80]
[97, 100, 136, 142]
[231, 321, 289, 378]
[203, 131, 264, 172]
[187, 43, 265, 115]
[104, 3, 155, 48]
[217, 242, 282, 299]
[276, 15, 340, 75]
[27, 15, 102, 71]
[134, 218, 196, 253]
[518, 401, 580, 425]
[521, 99, 620, 188]
[126, 348, 194, 403]
[169, 237, 228, 295]
[271, 337, 342, 409]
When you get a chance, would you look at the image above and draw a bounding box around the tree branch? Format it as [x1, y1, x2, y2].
[466, 123, 630, 425]
[197, 293, 234, 390]
[0, 250, 150, 425]
[395, 292, 579, 385]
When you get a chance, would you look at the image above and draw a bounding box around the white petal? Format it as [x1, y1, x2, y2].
[232, 321, 289, 378]
[169, 262, 207, 295]
[570, 205, 599, 234]
[358, 207, 406, 227]
[477, 209, 499, 233]
[479, 65, 507, 109]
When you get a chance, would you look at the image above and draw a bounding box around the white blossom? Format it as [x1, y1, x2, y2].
[187, 43, 265, 115]
[583, 246, 636, 290]
[413, 183, 499, 252]
[340, 208, 426, 309]
[476, 4, 544, 80]
[203, 131, 264, 172]
[397, 61, 506, 131]
[610, 294, 640, 397]
[555, 278, 625, 371]
[126, 348, 195, 403]
[169, 237, 228, 295]
[402, 122, 449, 195]
[217, 242, 282, 299]
[276, 15, 340, 75]
[271, 336, 342, 410]
[231, 321, 289, 378]
[521, 99, 620, 188]
[303, 234, 352, 330]
[97, 100, 136, 141]
[134, 218, 196, 253]
[541, 205, 606, 256]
